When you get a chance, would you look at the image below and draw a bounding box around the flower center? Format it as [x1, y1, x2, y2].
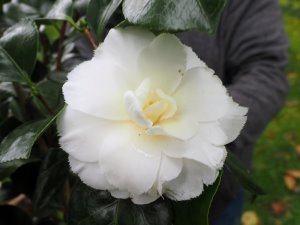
[124, 79, 177, 129]
[143, 88, 177, 125]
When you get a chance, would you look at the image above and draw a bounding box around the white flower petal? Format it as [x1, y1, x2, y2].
[165, 159, 204, 201]
[163, 137, 227, 170]
[218, 116, 247, 145]
[57, 107, 113, 162]
[219, 98, 248, 144]
[137, 33, 186, 94]
[134, 78, 151, 105]
[63, 60, 133, 120]
[110, 189, 130, 199]
[69, 156, 114, 190]
[227, 98, 248, 116]
[132, 192, 160, 205]
[198, 99, 247, 145]
[99, 127, 162, 195]
[124, 90, 152, 128]
[174, 67, 229, 122]
[197, 121, 228, 146]
[197, 163, 220, 186]
[95, 27, 155, 75]
[157, 155, 183, 195]
[184, 46, 206, 70]
[154, 115, 199, 141]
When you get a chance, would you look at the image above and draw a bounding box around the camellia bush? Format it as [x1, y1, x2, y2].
[0, 0, 264, 224]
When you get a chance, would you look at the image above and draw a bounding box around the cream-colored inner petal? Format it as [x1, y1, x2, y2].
[124, 79, 178, 131]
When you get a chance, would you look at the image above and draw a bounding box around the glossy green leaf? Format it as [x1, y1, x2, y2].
[9, 98, 28, 123]
[32, 79, 63, 115]
[44, 24, 61, 43]
[0, 46, 30, 83]
[46, 0, 73, 20]
[0, 99, 9, 119]
[33, 148, 69, 216]
[2, 2, 40, 22]
[0, 107, 64, 163]
[1, 0, 10, 11]
[69, 181, 173, 225]
[173, 172, 222, 225]
[0, 117, 21, 142]
[122, 0, 226, 33]
[0, 82, 16, 100]
[19, 0, 53, 15]
[225, 151, 265, 196]
[0, 19, 38, 76]
[87, 0, 122, 41]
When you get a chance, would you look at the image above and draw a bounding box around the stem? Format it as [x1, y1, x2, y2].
[66, 17, 83, 32]
[13, 83, 50, 155]
[83, 28, 97, 49]
[35, 93, 53, 114]
[29, 82, 53, 115]
[13, 83, 27, 110]
[40, 33, 50, 65]
[37, 137, 49, 154]
[56, 21, 67, 71]
[12, 83, 29, 121]
[63, 180, 71, 220]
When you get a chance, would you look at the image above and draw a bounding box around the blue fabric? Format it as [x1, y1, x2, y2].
[212, 190, 244, 225]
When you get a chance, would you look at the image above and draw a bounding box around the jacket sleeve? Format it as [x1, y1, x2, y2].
[222, 0, 289, 168]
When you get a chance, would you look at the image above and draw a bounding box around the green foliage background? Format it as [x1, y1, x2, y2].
[243, 1, 300, 224]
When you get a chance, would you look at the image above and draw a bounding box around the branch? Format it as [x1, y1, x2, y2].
[56, 21, 67, 71]
[83, 28, 97, 49]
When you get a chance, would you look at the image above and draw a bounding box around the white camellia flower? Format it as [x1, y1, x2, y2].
[57, 27, 247, 204]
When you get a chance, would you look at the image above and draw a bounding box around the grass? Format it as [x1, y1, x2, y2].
[242, 1, 300, 225]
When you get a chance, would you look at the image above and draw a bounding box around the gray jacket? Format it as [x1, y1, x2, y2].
[178, 0, 289, 219]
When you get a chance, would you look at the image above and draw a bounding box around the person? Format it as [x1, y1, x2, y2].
[177, 0, 289, 224]
[71, 0, 289, 224]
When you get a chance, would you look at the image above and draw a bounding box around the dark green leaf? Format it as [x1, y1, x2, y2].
[46, 0, 73, 20]
[69, 180, 173, 225]
[44, 24, 61, 44]
[225, 151, 265, 196]
[0, 19, 38, 76]
[9, 98, 28, 122]
[87, 0, 122, 41]
[33, 148, 69, 216]
[0, 46, 30, 83]
[32, 79, 63, 115]
[19, 0, 53, 15]
[0, 99, 9, 119]
[0, 82, 16, 100]
[48, 70, 68, 84]
[122, 0, 226, 33]
[1, 0, 10, 13]
[173, 172, 222, 225]
[0, 117, 22, 141]
[0, 107, 64, 163]
[0, 158, 39, 180]
[2, 2, 40, 22]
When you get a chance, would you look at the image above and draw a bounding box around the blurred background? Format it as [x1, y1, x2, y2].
[242, 0, 300, 225]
